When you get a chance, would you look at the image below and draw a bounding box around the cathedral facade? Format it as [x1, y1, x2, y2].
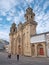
[9, 7, 49, 57]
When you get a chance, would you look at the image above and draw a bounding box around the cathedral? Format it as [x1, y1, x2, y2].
[9, 7, 49, 57]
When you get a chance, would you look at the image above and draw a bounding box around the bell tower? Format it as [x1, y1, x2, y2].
[24, 7, 37, 36]
[10, 22, 17, 34]
[22, 7, 37, 56]
[9, 22, 17, 54]
[24, 7, 35, 22]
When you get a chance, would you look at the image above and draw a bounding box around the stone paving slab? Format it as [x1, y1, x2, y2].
[0, 52, 49, 65]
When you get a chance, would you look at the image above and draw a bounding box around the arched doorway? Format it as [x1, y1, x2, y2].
[31, 44, 35, 56]
[37, 44, 44, 56]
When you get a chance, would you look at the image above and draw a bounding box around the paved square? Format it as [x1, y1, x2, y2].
[0, 52, 49, 65]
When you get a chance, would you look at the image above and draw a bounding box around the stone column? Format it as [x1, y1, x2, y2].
[43, 43, 47, 57]
[35, 44, 37, 57]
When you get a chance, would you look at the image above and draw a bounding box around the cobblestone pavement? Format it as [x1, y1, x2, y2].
[0, 52, 49, 65]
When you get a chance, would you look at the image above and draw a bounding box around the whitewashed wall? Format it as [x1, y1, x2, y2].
[46, 33, 49, 43]
[30, 34, 46, 43]
[46, 33, 49, 57]
[30, 33, 49, 57]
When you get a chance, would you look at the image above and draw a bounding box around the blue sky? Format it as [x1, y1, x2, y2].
[0, 0, 49, 41]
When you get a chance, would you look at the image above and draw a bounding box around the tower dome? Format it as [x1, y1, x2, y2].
[24, 7, 35, 22]
[10, 22, 17, 34]
[12, 22, 16, 28]
[26, 7, 33, 14]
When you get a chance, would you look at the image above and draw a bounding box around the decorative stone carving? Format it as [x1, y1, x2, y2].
[26, 7, 33, 14]
[18, 22, 23, 31]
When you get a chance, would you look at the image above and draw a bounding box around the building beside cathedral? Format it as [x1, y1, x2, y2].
[9, 7, 49, 57]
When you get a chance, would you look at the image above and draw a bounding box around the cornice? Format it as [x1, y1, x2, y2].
[22, 21, 37, 29]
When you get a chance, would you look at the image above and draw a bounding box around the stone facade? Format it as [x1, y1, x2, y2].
[9, 7, 49, 57]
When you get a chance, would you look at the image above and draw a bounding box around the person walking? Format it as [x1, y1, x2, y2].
[8, 53, 11, 59]
[17, 54, 19, 61]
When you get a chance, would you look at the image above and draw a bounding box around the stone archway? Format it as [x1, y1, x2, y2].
[37, 44, 44, 56]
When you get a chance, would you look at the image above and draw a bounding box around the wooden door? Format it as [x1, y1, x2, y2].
[40, 48, 44, 55]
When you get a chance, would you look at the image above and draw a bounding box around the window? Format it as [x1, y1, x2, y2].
[13, 29, 15, 32]
[31, 16, 32, 18]
[27, 16, 28, 19]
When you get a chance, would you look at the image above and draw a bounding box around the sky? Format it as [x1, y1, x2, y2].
[0, 0, 49, 41]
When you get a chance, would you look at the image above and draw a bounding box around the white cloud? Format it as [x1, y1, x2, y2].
[12, 9, 25, 24]
[0, 24, 3, 27]
[13, 16, 20, 24]
[43, 11, 49, 21]
[0, 0, 18, 11]
[36, 10, 49, 33]
[0, 10, 6, 16]
[33, 1, 49, 34]
[0, 18, 3, 21]
[43, 0, 49, 10]
[2, 11, 6, 16]
[6, 16, 12, 21]
[0, 0, 49, 41]
[0, 31, 9, 41]
[26, 0, 34, 3]
[0, 0, 20, 17]
[18, 10, 24, 17]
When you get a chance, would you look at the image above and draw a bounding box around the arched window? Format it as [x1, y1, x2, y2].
[27, 16, 28, 20]
[13, 28, 15, 32]
[31, 16, 32, 18]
